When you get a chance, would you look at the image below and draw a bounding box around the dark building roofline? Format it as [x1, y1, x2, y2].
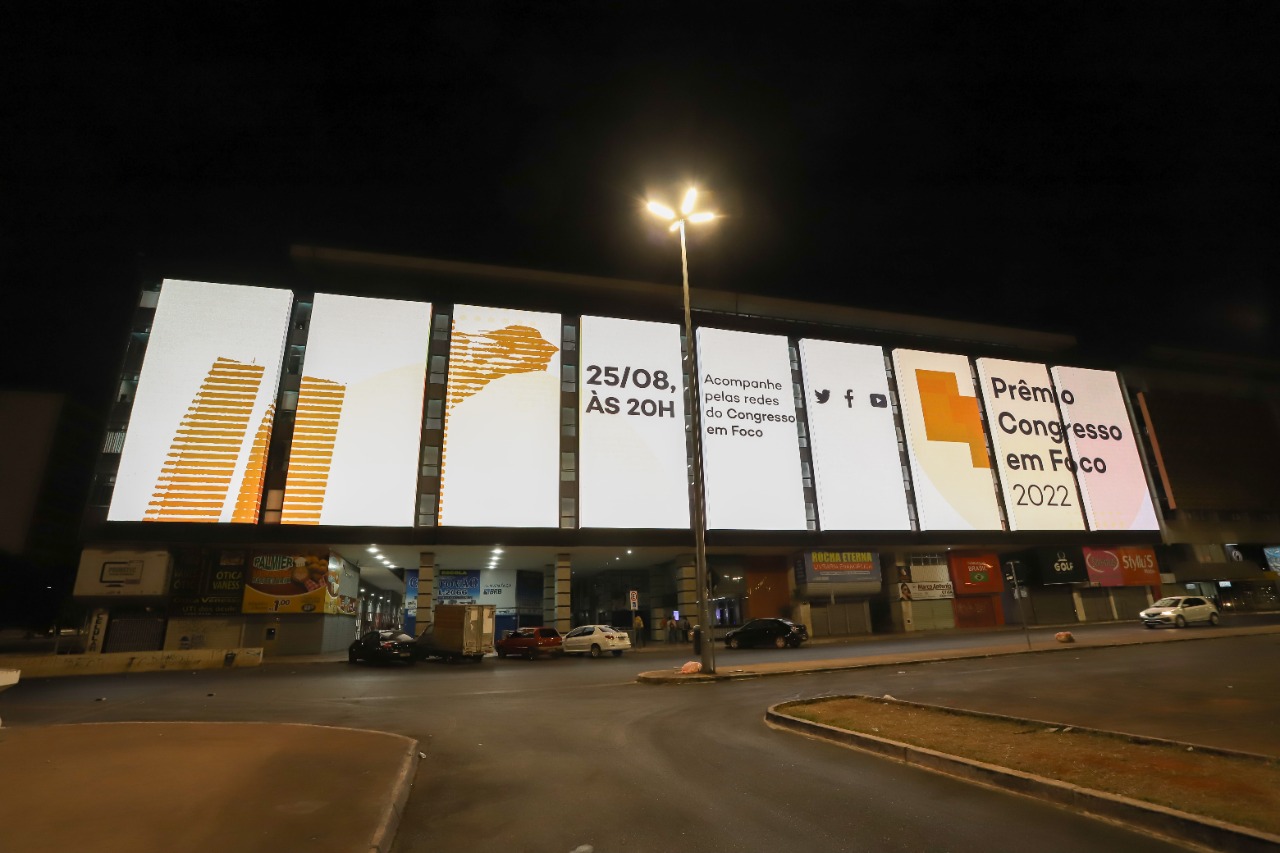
[289, 244, 1078, 354]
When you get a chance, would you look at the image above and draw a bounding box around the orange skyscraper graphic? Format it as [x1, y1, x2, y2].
[146, 357, 271, 522]
[232, 403, 276, 523]
[280, 376, 347, 524]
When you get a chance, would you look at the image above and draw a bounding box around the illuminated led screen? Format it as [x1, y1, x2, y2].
[975, 358, 1085, 531]
[696, 327, 807, 530]
[798, 339, 911, 530]
[578, 315, 690, 529]
[1050, 366, 1159, 531]
[438, 304, 562, 527]
[108, 280, 293, 522]
[280, 293, 432, 526]
[891, 348, 1002, 530]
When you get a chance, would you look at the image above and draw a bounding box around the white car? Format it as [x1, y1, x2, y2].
[562, 625, 632, 657]
[1139, 596, 1220, 629]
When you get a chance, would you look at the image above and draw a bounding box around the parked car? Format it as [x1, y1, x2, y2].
[723, 618, 808, 649]
[348, 630, 417, 665]
[562, 624, 632, 658]
[494, 627, 563, 659]
[1139, 596, 1220, 629]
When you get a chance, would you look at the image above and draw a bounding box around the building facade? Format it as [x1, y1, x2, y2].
[73, 247, 1280, 655]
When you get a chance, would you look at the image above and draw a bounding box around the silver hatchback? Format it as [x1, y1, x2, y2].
[1139, 596, 1220, 629]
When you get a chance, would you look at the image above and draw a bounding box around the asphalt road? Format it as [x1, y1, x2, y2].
[8, 625, 1276, 852]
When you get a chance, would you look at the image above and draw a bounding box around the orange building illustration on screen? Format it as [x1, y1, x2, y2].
[146, 357, 274, 522]
[280, 376, 346, 524]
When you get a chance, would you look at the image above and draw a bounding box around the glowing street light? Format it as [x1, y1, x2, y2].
[646, 185, 717, 675]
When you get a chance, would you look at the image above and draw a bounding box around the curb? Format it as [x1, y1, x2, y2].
[766, 700, 1280, 853]
[370, 737, 420, 853]
[636, 624, 1280, 684]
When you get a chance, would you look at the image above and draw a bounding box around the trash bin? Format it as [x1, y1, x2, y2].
[692, 625, 703, 655]
[223, 651, 237, 667]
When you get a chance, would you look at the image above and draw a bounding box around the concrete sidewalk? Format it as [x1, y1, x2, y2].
[636, 621, 1280, 682]
[0, 722, 417, 853]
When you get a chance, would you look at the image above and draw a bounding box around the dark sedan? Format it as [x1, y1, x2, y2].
[348, 630, 417, 665]
[723, 618, 808, 649]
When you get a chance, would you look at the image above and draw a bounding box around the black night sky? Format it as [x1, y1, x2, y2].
[5, 1, 1279, 413]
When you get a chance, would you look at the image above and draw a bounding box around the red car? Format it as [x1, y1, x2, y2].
[494, 627, 563, 660]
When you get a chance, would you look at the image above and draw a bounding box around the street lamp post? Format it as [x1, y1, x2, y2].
[647, 188, 717, 674]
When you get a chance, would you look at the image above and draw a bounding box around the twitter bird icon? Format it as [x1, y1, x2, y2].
[815, 389, 830, 404]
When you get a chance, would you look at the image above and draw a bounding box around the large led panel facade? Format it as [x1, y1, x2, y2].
[892, 349, 1002, 530]
[280, 293, 432, 526]
[578, 315, 690, 528]
[696, 327, 807, 530]
[109, 280, 293, 523]
[438, 304, 562, 527]
[798, 339, 911, 530]
[1050, 366, 1159, 531]
[976, 358, 1085, 531]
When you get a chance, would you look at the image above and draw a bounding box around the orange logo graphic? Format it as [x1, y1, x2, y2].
[444, 325, 559, 410]
[439, 324, 560, 514]
[916, 369, 989, 468]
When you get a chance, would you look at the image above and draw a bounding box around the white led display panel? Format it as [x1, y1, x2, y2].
[696, 327, 807, 530]
[1050, 366, 1159, 531]
[108, 279, 293, 522]
[976, 358, 1085, 531]
[892, 348, 1002, 530]
[438, 304, 562, 527]
[798, 339, 910, 530]
[280, 293, 432, 526]
[578, 315, 690, 529]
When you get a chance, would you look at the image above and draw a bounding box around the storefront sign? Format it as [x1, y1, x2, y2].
[1083, 546, 1161, 586]
[437, 569, 482, 603]
[1030, 547, 1089, 584]
[897, 582, 954, 600]
[74, 549, 172, 598]
[242, 551, 338, 613]
[947, 552, 1004, 594]
[170, 549, 247, 617]
[797, 551, 882, 584]
[403, 569, 420, 635]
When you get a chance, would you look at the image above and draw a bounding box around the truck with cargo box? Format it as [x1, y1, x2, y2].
[414, 604, 495, 663]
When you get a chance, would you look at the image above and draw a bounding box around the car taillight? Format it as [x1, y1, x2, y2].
[380, 641, 394, 649]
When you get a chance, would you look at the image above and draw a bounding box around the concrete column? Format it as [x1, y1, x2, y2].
[676, 557, 698, 640]
[546, 554, 571, 633]
[418, 552, 435, 629]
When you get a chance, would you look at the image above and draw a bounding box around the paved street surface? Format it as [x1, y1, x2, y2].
[1, 617, 1277, 853]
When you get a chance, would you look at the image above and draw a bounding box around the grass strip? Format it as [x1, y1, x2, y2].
[783, 696, 1280, 835]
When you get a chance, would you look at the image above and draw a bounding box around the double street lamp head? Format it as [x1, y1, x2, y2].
[646, 187, 717, 231]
